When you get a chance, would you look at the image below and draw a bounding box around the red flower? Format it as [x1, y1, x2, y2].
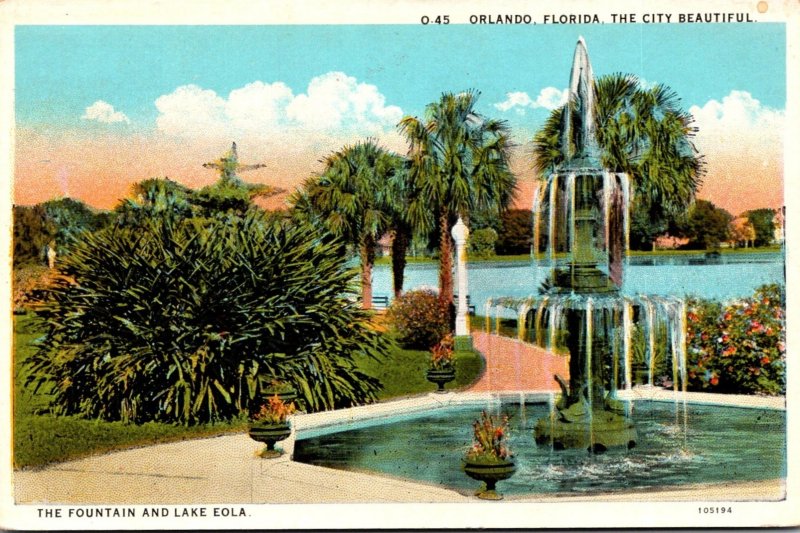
[760, 356, 771, 365]
[722, 346, 737, 357]
[710, 376, 719, 386]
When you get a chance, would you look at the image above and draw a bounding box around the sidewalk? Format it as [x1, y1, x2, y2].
[468, 331, 568, 392]
[14, 431, 471, 504]
[12, 333, 786, 506]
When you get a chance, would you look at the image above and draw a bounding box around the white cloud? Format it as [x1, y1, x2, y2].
[154, 72, 403, 139]
[494, 87, 568, 115]
[81, 100, 130, 124]
[688, 90, 784, 214]
[689, 90, 784, 135]
[494, 91, 534, 113]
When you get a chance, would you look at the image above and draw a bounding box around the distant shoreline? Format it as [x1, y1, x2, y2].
[374, 245, 784, 266]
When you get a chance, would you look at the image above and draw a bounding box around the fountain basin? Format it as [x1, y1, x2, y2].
[292, 394, 785, 497]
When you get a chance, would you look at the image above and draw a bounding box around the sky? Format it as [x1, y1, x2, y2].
[14, 23, 786, 215]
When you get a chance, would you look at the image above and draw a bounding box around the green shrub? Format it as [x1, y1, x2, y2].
[469, 228, 497, 258]
[26, 212, 389, 425]
[686, 284, 785, 395]
[386, 289, 450, 349]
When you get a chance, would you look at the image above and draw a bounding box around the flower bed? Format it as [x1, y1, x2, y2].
[686, 284, 785, 395]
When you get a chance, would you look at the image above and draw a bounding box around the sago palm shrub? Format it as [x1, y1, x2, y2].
[26, 212, 387, 424]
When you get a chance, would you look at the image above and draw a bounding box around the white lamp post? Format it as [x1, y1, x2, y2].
[451, 217, 472, 348]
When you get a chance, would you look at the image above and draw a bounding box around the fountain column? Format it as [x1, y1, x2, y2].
[452, 217, 472, 350]
[532, 36, 636, 452]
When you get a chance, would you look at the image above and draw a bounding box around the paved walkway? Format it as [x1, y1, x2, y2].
[10, 334, 788, 522]
[469, 331, 568, 392]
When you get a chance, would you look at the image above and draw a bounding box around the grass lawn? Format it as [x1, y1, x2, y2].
[353, 341, 483, 400]
[13, 313, 484, 469]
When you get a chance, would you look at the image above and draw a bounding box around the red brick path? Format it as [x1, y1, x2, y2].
[468, 331, 569, 392]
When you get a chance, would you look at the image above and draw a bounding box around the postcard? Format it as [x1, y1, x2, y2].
[1, 0, 798, 529]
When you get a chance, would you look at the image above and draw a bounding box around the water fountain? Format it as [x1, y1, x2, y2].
[291, 38, 785, 498]
[485, 37, 689, 452]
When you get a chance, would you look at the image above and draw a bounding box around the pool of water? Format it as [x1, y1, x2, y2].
[293, 401, 786, 496]
[371, 252, 784, 307]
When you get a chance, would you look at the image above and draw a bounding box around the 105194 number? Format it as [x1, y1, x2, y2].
[699, 507, 733, 514]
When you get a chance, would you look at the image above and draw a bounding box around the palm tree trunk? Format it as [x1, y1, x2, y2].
[438, 208, 454, 306]
[391, 224, 410, 298]
[361, 233, 376, 310]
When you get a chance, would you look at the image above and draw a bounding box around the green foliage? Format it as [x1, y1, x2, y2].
[14, 198, 110, 266]
[114, 177, 195, 225]
[469, 228, 498, 258]
[469, 206, 503, 233]
[745, 208, 776, 247]
[294, 141, 404, 244]
[192, 180, 253, 216]
[627, 321, 670, 385]
[399, 90, 517, 301]
[42, 198, 110, 249]
[386, 289, 451, 349]
[16, 313, 246, 469]
[629, 201, 669, 251]
[353, 342, 483, 400]
[26, 212, 388, 425]
[15, 312, 481, 467]
[681, 199, 733, 249]
[496, 209, 533, 255]
[686, 284, 785, 395]
[533, 74, 704, 248]
[13, 205, 56, 266]
[291, 140, 406, 306]
[399, 90, 516, 235]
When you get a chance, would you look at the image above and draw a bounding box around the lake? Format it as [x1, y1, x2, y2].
[371, 251, 785, 308]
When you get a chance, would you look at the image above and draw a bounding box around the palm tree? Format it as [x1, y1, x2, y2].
[399, 90, 516, 306]
[292, 139, 404, 309]
[114, 177, 195, 227]
[385, 158, 417, 298]
[533, 74, 704, 248]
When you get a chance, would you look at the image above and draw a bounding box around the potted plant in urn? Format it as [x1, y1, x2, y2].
[426, 334, 456, 393]
[462, 411, 516, 500]
[248, 395, 296, 458]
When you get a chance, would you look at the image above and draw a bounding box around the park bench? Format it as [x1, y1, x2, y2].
[371, 294, 475, 315]
[371, 295, 390, 309]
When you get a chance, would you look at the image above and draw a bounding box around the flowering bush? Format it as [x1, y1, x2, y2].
[686, 284, 785, 395]
[251, 395, 296, 425]
[429, 334, 455, 370]
[386, 289, 451, 349]
[465, 411, 513, 464]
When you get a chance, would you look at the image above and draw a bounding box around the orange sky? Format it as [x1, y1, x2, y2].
[14, 127, 783, 217]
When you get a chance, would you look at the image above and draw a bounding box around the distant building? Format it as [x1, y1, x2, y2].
[654, 234, 689, 250]
[773, 206, 785, 245]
